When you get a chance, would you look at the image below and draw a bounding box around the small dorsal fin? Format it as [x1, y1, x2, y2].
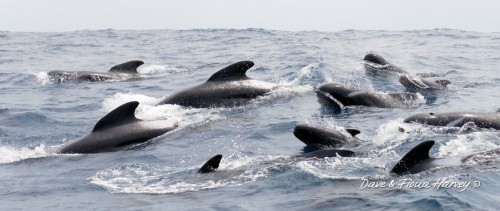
[496, 108, 500, 113]
[345, 129, 361, 137]
[92, 101, 140, 132]
[390, 140, 435, 175]
[207, 61, 254, 82]
[198, 154, 222, 174]
[109, 60, 144, 73]
[435, 80, 451, 87]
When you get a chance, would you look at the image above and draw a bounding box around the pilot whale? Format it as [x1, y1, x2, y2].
[404, 111, 500, 130]
[316, 83, 418, 109]
[58, 101, 178, 154]
[391, 140, 500, 175]
[47, 60, 144, 82]
[363, 53, 441, 78]
[158, 61, 276, 108]
[399, 74, 451, 94]
[363, 53, 409, 76]
[363, 53, 451, 94]
[293, 124, 361, 149]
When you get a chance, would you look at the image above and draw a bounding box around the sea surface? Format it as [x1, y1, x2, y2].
[0, 28, 499, 210]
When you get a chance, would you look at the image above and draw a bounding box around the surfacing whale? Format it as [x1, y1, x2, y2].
[293, 124, 361, 149]
[363, 53, 441, 78]
[58, 101, 178, 154]
[47, 60, 144, 82]
[363, 53, 409, 76]
[158, 61, 276, 108]
[404, 111, 500, 130]
[316, 83, 418, 109]
[391, 140, 500, 175]
[398, 73, 451, 94]
[363, 53, 451, 94]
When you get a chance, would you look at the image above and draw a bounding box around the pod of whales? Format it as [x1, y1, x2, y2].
[404, 111, 500, 130]
[316, 83, 417, 108]
[47, 60, 144, 82]
[58, 101, 178, 154]
[32, 54, 494, 179]
[158, 61, 276, 108]
[391, 140, 500, 175]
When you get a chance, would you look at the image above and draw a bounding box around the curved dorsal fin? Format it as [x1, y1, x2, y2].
[345, 129, 361, 137]
[92, 101, 140, 132]
[198, 154, 222, 174]
[207, 61, 254, 82]
[390, 140, 435, 175]
[109, 60, 144, 73]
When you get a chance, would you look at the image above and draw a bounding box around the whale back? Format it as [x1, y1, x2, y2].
[109, 60, 144, 74]
[92, 101, 140, 132]
[293, 124, 359, 148]
[296, 149, 357, 159]
[364, 53, 389, 65]
[391, 140, 435, 175]
[207, 61, 254, 82]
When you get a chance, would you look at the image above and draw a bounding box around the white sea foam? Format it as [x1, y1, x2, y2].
[437, 132, 499, 157]
[89, 155, 275, 194]
[34, 71, 52, 85]
[296, 157, 388, 180]
[0, 144, 49, 164]
[138, 64, 188, 75]
[102, 92, 224, 128]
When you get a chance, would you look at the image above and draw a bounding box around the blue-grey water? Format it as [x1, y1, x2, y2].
[0, 29, 499, 210]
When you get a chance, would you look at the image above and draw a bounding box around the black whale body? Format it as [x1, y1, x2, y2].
[363, 53, 408, 76]
[316, 83, 418, 109]
[391, 140, 500, 175]
[47, 60, 144, 82]
[398, 74, 451, 94]
[404, 111, 500, 130]
[158, 61, 275, 108]
[58, 101, 178, 154]
[363, 53, 450, 94]
[293, 124, 361, 149]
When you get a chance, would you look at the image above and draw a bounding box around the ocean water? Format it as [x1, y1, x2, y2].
[0, 28, 499, 210]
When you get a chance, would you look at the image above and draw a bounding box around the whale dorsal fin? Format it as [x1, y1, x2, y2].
[390, 140, 435, 175]
[198, 154, 222, 174]
[496, 109, 500, 113]
[345, 129, 361, 137]
[435, 80, 451, 87]
[92, 101, 140, 132]
[109, 60, 144, 73]
[207, 61, 254, 82]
